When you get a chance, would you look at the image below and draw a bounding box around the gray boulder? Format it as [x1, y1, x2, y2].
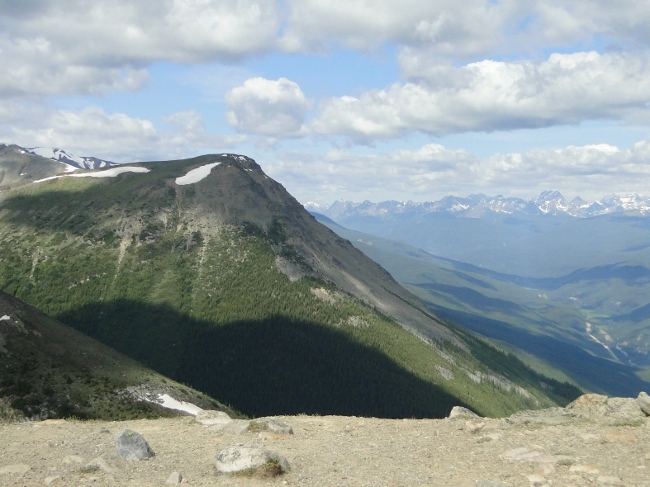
[194, 410, 232, 426]
[637, 391, 650, 416]
[448, 406, 479, 419]
[115, 429, 155, 460]
[248, 418, 294, 434]
[215, 446, 290, 475]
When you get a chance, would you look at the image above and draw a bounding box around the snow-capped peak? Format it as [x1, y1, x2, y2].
[25, 147, 117, 171]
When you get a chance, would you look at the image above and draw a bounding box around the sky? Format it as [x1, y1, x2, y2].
[0, 1, 649, 205]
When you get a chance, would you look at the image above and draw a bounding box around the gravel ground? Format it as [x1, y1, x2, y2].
[1, 413, 649, 486]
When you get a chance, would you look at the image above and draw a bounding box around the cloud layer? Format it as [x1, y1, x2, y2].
[312, 51, 650, 141]
[268, 138, 650, 204]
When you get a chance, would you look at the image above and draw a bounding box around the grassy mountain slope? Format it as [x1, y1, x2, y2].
[0, 291, 236, 421]
[312, 214, 650, 397]
[0, 154, 578, 418]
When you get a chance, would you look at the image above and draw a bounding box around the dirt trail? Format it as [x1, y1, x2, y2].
[1, 412, 649, 486]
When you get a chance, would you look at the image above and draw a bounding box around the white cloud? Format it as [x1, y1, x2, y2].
[0, 0, 280, 97]
[225, 77, 312, 137]
[267, 138, 650, 204]
[279, 0, 508, 57]
[312, 51, 650, 142]
[1, 104, 246, 161]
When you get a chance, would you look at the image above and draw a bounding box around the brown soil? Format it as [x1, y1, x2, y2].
[1, 413, 649, 486]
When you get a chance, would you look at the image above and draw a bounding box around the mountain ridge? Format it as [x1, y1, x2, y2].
[307, 191, 650, 219]
[0, 149, 580, 418]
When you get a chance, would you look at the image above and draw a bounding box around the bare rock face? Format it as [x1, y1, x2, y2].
[215, 446, 290, 475]
[115, 429, 155, 460]
[637, 391, 650, 416]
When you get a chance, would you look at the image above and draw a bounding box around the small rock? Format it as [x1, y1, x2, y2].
[570, 464, 600, 474]
[84, 454, 125, 474]
[44, 475, 61, 485]
[0, 464, 30, 475]
[476, 481, 508, 487]
[597, 475, 622, 486]
[115, 429, 155, 460]
[637, 391, 650, 416]
[499, 448, 541, 462]
[527, 474, 546, 486]
[215, 446, 290, 475]
[195, 410, 231, 426]
[465, 421, 485, 434]
[248, 418, 294, 434]
[166, 471, 183, 484]
[448, 406, 479, 419]
[221, 420, 251, 434]
[62, 455, 84, 464]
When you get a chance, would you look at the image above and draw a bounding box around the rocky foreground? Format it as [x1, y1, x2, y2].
[1, 394, 650, 487]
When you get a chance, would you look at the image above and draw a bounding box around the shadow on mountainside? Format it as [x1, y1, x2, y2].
[426, 303, 649, 398]
[56, 300, 469, 419]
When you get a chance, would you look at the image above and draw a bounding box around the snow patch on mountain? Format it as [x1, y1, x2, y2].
[33, 166, 149, 183]
[175, 162, 221, 185]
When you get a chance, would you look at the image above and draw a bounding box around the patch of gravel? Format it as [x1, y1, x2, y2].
[0, 400, 648, 486]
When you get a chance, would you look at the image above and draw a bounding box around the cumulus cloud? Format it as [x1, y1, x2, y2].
[0, 0, 280, 97]
[312, 51, 650, 142]
[267, 139, 650, 204]
[0, 104, 246, 161]
[279, 0, 507, 56]
[225, 77, 312, 137]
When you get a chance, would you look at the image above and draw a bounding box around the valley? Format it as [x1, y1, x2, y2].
[310, 196, 650, 397]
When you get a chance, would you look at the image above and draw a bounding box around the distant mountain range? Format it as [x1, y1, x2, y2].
[19, 145, 117, 170]
[306, 191, 650, 219]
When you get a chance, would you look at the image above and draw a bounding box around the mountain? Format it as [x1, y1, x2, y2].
[308, 194, 650, 278]
[0, 291, 236, 421]
[22, 146, 117, 170]
[0, 150, 580, 419]
[308, 191, 650, 220]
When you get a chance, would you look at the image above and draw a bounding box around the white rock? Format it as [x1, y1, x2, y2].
[166, 471, 183, 484]
[215, 446, 290, 474]
[195, 410, 231, 426]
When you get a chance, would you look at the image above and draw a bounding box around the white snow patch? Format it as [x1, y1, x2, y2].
[175, 162, 220, 185]
[33, 175, 62, 184]
[0, 315, 10, 321]
[154, 394, 203, 416]
[70, 166, 149, 178]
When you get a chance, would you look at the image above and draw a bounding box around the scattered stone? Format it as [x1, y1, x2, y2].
[0, 464, 30, 475]
[166, 471, 183, 484]
[476, 480, 508, 487]
[62, 455, 84, 464]
[44, 475, 61, 485]
[195, 409, 231, 426]
[570, 464, 600, 474]
[637, 391, 650, 416]
[220, 420, 251, 434]
[499, 448, 541, 462]
[215, 446, 290, 475]
[248, 418, 294, 434]
[506, 407, 573, 425]
[465, 421, 485, 434]
[115, 429, 155, 460]
[448, 406, 479, 419]
[597, 475, 622, 486]
[527, 473, 546, 486]
[84, 454, 126, 474]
